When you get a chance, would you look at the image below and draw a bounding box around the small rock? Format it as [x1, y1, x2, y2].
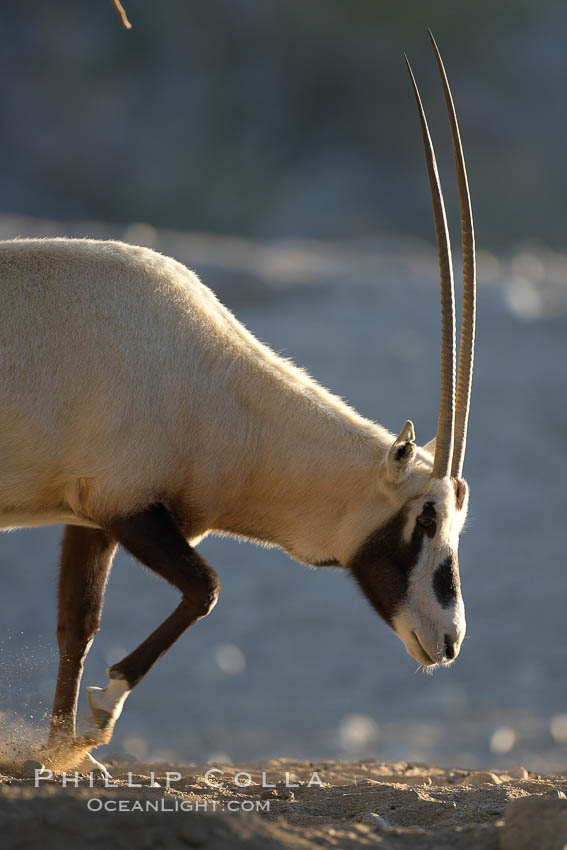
[468, 771, 502, 785]
[483, 806, 504, 816]
[522, 781, 552, 794]
[275, 783, 295, 801]
[359, 812, 389, 828]
[507, 766, 529, 780]
[501, 795, 567, 850]
[21, 760, 45, 778]
[260, 789, 277, 799]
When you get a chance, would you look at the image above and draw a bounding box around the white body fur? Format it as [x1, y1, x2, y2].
[0, 238, 433, 566]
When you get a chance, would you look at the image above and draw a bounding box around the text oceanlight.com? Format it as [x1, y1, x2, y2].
[86, 798, 271, 813]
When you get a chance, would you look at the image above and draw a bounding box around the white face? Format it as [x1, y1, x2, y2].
[349, 475, 469, 668]
[391, 476, 468, 667]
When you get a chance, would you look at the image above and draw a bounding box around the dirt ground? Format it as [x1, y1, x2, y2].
[1, 758, 566, 849]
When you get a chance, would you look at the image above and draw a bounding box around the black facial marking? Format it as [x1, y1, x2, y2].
[433, 555, 460, 608]
[348, 505, 432, 626]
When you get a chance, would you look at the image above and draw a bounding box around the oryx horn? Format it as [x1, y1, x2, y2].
[405, 34, 476, 479]
[405, 53, 456, 479]
[428, 30, 476, 479]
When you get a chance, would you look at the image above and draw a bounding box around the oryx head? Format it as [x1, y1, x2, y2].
[349, 33, 476, 668]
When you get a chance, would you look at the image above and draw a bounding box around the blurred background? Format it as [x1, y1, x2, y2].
[1, 1, 566, 772]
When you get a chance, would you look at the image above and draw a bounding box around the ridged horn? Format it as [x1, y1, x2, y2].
[428, 31, 476, 480]
[405, 54, 456, 479]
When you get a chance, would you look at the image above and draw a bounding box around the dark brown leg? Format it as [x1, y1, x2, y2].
[48, 526, 116, 746]
[86, 503, 220, 742]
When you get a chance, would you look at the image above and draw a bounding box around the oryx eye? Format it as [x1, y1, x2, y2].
[416, 501, 437, 536]
[417, 515, 436, 533]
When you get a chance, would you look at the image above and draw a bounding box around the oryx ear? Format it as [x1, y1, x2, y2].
[383, 420, 416, 483]
[423, 436, 436, 456]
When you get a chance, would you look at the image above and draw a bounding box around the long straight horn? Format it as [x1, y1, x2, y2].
[405, 55, 456, 479]
[429, 31, 476, 479]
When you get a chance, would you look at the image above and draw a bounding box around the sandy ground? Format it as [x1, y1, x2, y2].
[1, 759, 566, 849]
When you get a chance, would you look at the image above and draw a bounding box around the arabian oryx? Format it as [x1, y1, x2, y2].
[0, 34, 475, 775]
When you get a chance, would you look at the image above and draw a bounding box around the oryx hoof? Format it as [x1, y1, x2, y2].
[87, 676, 130, 745]
[74, 751, 111, 780]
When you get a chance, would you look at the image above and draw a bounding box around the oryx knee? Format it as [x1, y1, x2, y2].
[183, 568, 221, 618]
[56, 614, 101, 654]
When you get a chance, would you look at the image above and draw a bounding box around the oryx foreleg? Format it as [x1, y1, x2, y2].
[86, 503, 220, 746]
